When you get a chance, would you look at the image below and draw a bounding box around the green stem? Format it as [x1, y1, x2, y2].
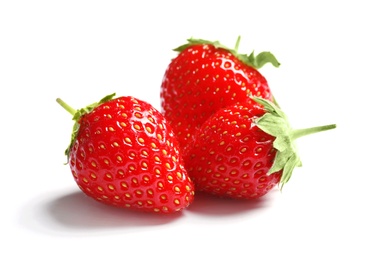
[291, 124, 337, 140]
[234, 35, 241, 53]
[56, 98, 76, 116]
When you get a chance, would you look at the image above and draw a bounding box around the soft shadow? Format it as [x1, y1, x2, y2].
[48, 191, 182, 227]
[19, 189, 182, 235]
[186, 191, 275, 216]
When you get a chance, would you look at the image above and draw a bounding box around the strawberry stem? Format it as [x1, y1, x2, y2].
[292, 124, 337, 140]
[251, 96, 336, 188]
[56, 98, 76, 116]
[234, 36, 241, 53]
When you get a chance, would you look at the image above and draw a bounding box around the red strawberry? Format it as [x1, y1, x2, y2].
[161, 37, 280, 154]
[185, 96, 336, 199]
[57, 93, 194, 213]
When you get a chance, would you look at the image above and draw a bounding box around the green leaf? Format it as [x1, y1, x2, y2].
[238, 51, 281, 69]
[255, 51, 281, 69]
[251, 96, 336, 188]
[279, 154, 302, 189]
[251, 96, 285, 118]
[254, 113, 289, 137]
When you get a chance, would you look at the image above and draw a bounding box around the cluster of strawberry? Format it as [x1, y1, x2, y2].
[57, 37, 336, 214]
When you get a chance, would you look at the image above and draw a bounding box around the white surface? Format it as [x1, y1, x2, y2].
[1, 1, 372, 259]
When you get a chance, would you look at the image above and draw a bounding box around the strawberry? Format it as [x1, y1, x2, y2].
[184, 96, 336, 199]
[160, 37, 280, 154]
[57, 93, 194, 213]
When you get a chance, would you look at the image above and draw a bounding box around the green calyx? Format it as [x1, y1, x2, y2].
[252, 96, 336, 189]
[56, 93, 116, 158]
[173, 36, 281, 69]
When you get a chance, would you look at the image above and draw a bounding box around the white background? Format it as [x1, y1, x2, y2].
[1, 0, 372, 259]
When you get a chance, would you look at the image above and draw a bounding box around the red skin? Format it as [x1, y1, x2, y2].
[184, 103, 281, 199]
[161, 44, 273, 154]
[68, 96, 194, 213]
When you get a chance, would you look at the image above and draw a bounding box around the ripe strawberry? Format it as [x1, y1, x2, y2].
[185, 96, 336, 199]
[57, 93, 194, 213]
[160, 37, 280, 154]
